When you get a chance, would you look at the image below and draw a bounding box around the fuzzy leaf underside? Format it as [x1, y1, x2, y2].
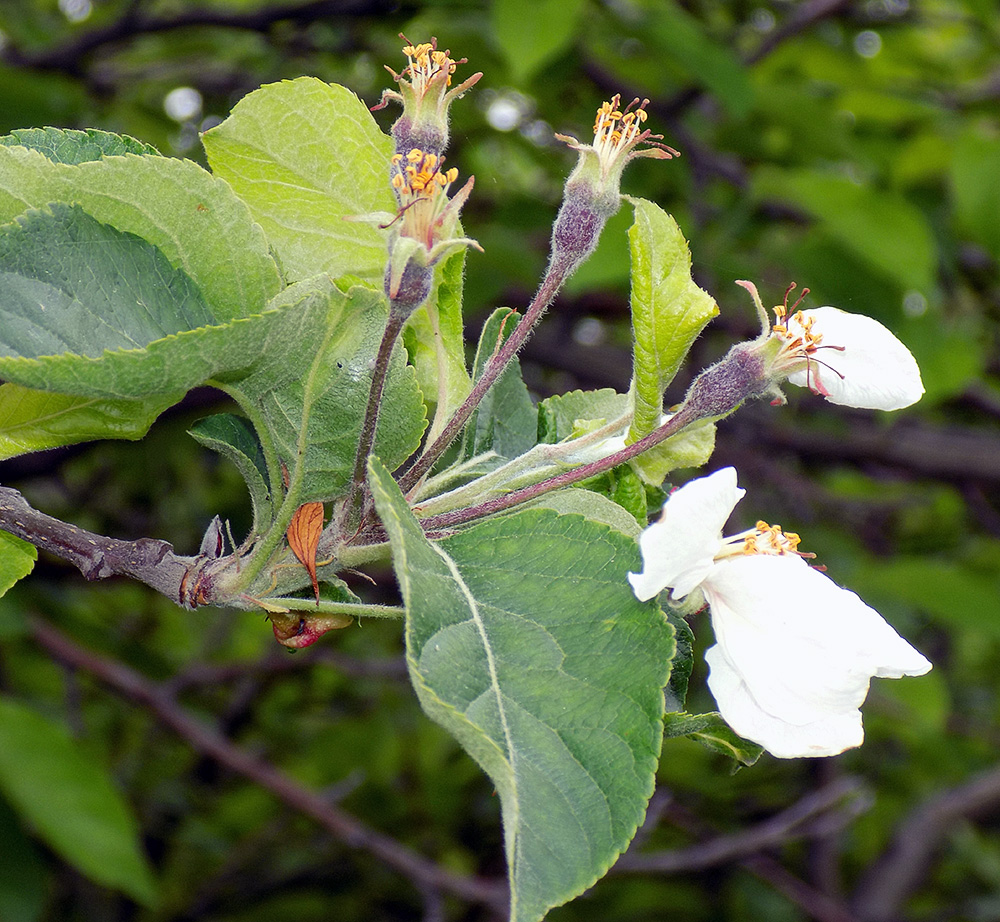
[0, 143, 280, 323]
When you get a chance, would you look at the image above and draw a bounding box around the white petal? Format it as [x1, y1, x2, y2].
[702, 554, 930, 727]
[706, 645, 864, 758]
[627, 467, 745, 601]
[786, 307, 924, 410]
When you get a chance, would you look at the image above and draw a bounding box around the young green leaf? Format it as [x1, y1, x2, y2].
[369, 458, 673, 922]
[0, 384, 179, 460]
[0, 144, 280, 322]
[0, 127, 160, 163]
[537, 388, 629, 443]
[462, 307, 537, 461]
[403, 249, 472, 433]
[188, 414, 274, 534]
[0, 698, 158, 905]
[662, 711, 763, 767]
[628, 197, 718, 440]
[202, 77, 396, 284]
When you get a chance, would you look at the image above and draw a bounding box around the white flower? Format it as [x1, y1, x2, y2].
[628, 467, 931, 758]
[775, 306, 924, 411]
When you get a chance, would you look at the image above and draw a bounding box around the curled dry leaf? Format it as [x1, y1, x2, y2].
[286, 501, 325, 602]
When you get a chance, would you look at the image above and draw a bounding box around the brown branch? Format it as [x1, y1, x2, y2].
[851, 763, 1000, 922]
[0, 485, 202, 605]
[616, 777, 866, 874]
[29, 617, 509, 916]
[0, 0, 398, 76]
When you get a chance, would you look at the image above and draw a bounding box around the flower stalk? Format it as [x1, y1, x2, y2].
[399, 96, 678, 494]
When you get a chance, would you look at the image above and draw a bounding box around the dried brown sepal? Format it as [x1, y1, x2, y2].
[286, 501, 324, 602]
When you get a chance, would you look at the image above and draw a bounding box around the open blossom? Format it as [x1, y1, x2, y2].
[628, 467, 931, 759]
[747, 280, 924, 411]
[677, 282, 924, 425]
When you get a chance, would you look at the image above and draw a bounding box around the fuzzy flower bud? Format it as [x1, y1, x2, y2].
[551, 96, 679, 278]
[372, 36, 482, 167]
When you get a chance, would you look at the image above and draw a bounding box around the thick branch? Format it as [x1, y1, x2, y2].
[30, 617, 510, 916]
[851, 762, 1000, 922]
[0, 485, 200, 605]
[616, 777, 866, 874]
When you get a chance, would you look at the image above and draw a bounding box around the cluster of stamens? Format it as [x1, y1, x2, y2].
[401, 39, 460, 91]
[593, 95, 651, 159]
[771, 284, 821, 357]
[743, 520, 803, 557]
[391, 149, 458, 202]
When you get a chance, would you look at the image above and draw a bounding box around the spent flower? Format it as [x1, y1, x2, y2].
[628, 467, 931, 758]
[373, 36, 482, 166]
[550, 96, 679, 278]
[354, 149, 481, 316]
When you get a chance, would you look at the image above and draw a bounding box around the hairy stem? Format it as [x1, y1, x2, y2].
[398, 262, 569, 493]
[419, 404, 701, 530]
[343, 310, 406, 530]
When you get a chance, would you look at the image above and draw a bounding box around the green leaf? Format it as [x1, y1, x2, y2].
[189, 414, 274, 535]
[0, 203, 214, 357]
[0, 207, 338, 401]
[231, 282, 426, 503]
[752, 167, 937, 295]
[525, 487, 642, 538]
[0, 127, 160, 163]
[369, 458, 673, 922]
[0, 698, 157, 905]
[950, 127, 1000, 260]
[662, 711, 763, 767]
[610, 464, 648, 525]
[627, 198, 718, 440]
[538, 388, 629, 443]
[0, 384, 179, 459]
[462, 307, 537, 461]
[492, 0, 586, 83]
[647, 4, 752, 117]
[661, 607, 694, 714]
[403, 249, 472, 430]
[0, 144, 280, 323]
[0, 799, 47, 922]
[202, 77, 396, 284]
[0, 532, 36, 599]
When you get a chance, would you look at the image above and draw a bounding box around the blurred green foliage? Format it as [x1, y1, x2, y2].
[0, 0, 999, 919]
